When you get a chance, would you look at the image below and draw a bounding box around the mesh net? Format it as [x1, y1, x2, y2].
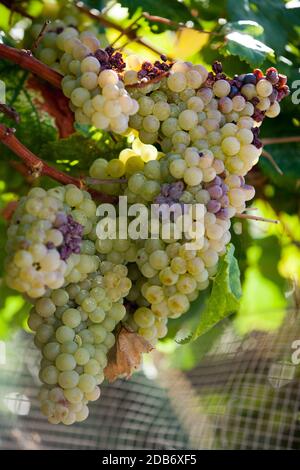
[1, 309, 300, 450]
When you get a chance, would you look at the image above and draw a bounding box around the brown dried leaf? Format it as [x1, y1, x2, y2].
[104, 326, 153, 383]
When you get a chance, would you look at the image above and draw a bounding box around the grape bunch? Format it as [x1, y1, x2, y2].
[5, 185, 99, 298]
[28, 269, 129, 425]
[31, 20, 138, 133]
[129, 60, 287, 149]
[28, 0, 97, 68]
[109, 62, 287, 344]
[7, 19, 290, 423]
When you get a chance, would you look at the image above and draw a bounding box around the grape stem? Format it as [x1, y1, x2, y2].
[86, 177, 127, 185]
[110, 13, 144, 48]
[262, 136, 300, 145]
[126, 72, 170, 89]
[261, 149, 283, 175]
[142, 12, 219, 35]
[32, 21, 52, 51]
[0, 44, 62, 88]
[75, 1, 165, 57]
[0, 124, 117, 203]
[235, 213, 279, 224]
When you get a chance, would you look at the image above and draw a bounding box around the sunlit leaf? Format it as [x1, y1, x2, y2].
[222, 20, 264, 37]
[221, 31, 274, 67]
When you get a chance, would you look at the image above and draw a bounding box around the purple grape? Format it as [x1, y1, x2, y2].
[169, 181, 185, 199]
[215, 176, 223, 186]
[212, 61, 223, 74]
[205, 177, 221, 189]
[216, 208, 229, 220]
[57, 214, 83, 261]
[155, 195, 167, 205]
[242, 184, 255, 192]
[251, 127, 262, 149]
[220, 195, 229, 207]
[243, 73, 257, 85]
[207, 200, 222, 213]
[229, 85, 239, 98]
[154, 181, 185, 206]
[161, 184, 170, 197]
[54, 212, 68, 228]
[252, 109, 265, 122]
[269, 88, 278, 104]
[266, 68, 279, 85]
[208, 185, 223, 199]
[221, 183, 229, 194]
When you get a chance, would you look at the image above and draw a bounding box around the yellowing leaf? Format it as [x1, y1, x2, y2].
[170, 28, 209, 59]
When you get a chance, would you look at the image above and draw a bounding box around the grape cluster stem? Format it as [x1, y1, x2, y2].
[142, 12, 219, 36]
[261, 149, 283, 175]
[235, 212, 279, 224]
[262, 136, 300, 145]
[74, 1, 165, 57]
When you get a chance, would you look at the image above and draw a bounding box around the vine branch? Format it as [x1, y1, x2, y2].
[142, 12, 218, 35]
[0, 124, 116, 203]
[0, 44, 62, 88]
[0, 0, 34, 20]
[262, 136, 300, 145]
[261, 149, 283, 175]
[235, 212, 279, 224]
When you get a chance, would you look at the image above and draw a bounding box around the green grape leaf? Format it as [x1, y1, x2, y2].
[172, 320, 229, 370]
[227, 0, 299, 55]
[222, 20, 264, 37]
[185, 244, 242, 343]
[259, 142, 300, 193]
[174, 291, 208, 345]
[220, 31, 274, 68]
[83, 1, 105, 9]
[40, 131, 128, 173]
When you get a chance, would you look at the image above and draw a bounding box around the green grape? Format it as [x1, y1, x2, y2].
[74, 348, 90, 366]
[55, 353, 76, 371]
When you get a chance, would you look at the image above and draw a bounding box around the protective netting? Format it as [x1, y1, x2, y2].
[1, 309, 300, 450]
